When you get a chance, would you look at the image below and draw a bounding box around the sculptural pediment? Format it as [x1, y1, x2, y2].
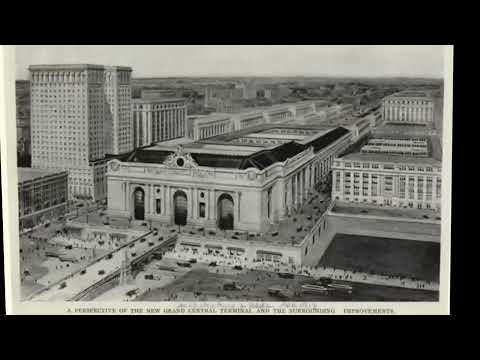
[163, 145, 198, 169]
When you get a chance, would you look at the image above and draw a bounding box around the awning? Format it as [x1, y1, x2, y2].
[256, 250, 283, 257]
[227, 247, 245, 252]
[205, 244, 223, 250]
[180, 242, 201, 247]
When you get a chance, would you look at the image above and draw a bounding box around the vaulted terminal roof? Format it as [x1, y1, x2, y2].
[112, 124, 350, 170]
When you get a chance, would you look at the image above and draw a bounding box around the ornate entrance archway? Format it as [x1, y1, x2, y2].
[217, 193, 234, 230]
[133, 187, 145, 220]
[173, 190, 188, 226]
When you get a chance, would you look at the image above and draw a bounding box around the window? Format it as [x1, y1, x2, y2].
[199, 203, 206, 218]
[156, 199, 162, 214]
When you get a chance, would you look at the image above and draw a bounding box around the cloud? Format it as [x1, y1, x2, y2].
[15, 45, 445, 79]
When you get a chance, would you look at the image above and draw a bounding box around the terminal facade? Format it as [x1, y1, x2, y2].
[106, 124, 352, 233]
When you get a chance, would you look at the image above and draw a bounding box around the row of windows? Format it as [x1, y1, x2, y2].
[337, 161, 439, 172]
[336, 197, 438, 209]
[385, 100, 432, 105]
[337, 175, 441, 199]
[134, 104, 185, 111]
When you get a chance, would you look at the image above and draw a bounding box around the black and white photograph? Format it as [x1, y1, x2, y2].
[0, 45, 453, 315]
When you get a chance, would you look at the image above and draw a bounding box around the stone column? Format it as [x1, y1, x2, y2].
[211, 190, 216, 221]
[207, 189, 212, 220]
[306, 166, 310, 194]
[189, 187, 193, 220]
[296, 173, 301, 208]
[286, 179, 291, 215]
[144, 185, 150, 215]
[192, 188, 197, 219]
[235, 191, 240, 226]
[300, 170, 304, 204]
[147, 111, 151, 144]
[162, 185, 166, 215]
[150, 184, 155, 215]
[165, 186, 170, 217]
[237, 191, 241, 221]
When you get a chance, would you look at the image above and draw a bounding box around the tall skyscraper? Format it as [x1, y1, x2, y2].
[104, 66, 133, 155]
[29, 64, 132, 201]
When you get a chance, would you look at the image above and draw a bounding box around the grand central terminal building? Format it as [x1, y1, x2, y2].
[106, 123, 352, 233]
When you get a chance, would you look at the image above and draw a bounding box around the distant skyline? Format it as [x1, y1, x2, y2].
[15, 45, 446, 80]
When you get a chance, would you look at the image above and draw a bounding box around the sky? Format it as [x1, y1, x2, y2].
[15, 45, 445, 80]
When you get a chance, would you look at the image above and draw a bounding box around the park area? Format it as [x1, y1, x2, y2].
[317, 233, 440, 282]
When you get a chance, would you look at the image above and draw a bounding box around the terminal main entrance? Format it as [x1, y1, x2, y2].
[218, 193, 234, 230]
[174, 190, 188, 226]
[133, 187, 145, 220]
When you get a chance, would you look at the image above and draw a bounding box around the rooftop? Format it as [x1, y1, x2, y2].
[339, 152, 441, 166]
[18, 168, 66, 183]
[149, 137, 195, 148]
[121, 125, 350, 170]
[387, 90, 433, 99]
[132, 97, 186, 104]
[189, 113, 232, 124]
[29, 64, 132, 72]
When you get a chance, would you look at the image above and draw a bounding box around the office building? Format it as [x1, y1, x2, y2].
[16, 80, 31, 166]
[332, 135, 442, 211]
[382, 90, 435, 124]
[29, 64, 132, 200]
[132, 98, 187, 148]
[104, 66, 133, 155]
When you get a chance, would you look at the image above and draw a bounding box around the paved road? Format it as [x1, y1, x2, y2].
[136, 268, 438, 302]
[31, 231, 164, 301]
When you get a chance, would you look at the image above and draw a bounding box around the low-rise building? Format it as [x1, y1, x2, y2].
[188, 100, 328, 141]
[18, 168, 68, 229]
[189, 114, 234, 141]
[332, 135, 442, 211]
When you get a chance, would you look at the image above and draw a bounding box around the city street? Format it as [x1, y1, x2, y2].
[136, 267, 438, 302]
[30, 230, 164, 301]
